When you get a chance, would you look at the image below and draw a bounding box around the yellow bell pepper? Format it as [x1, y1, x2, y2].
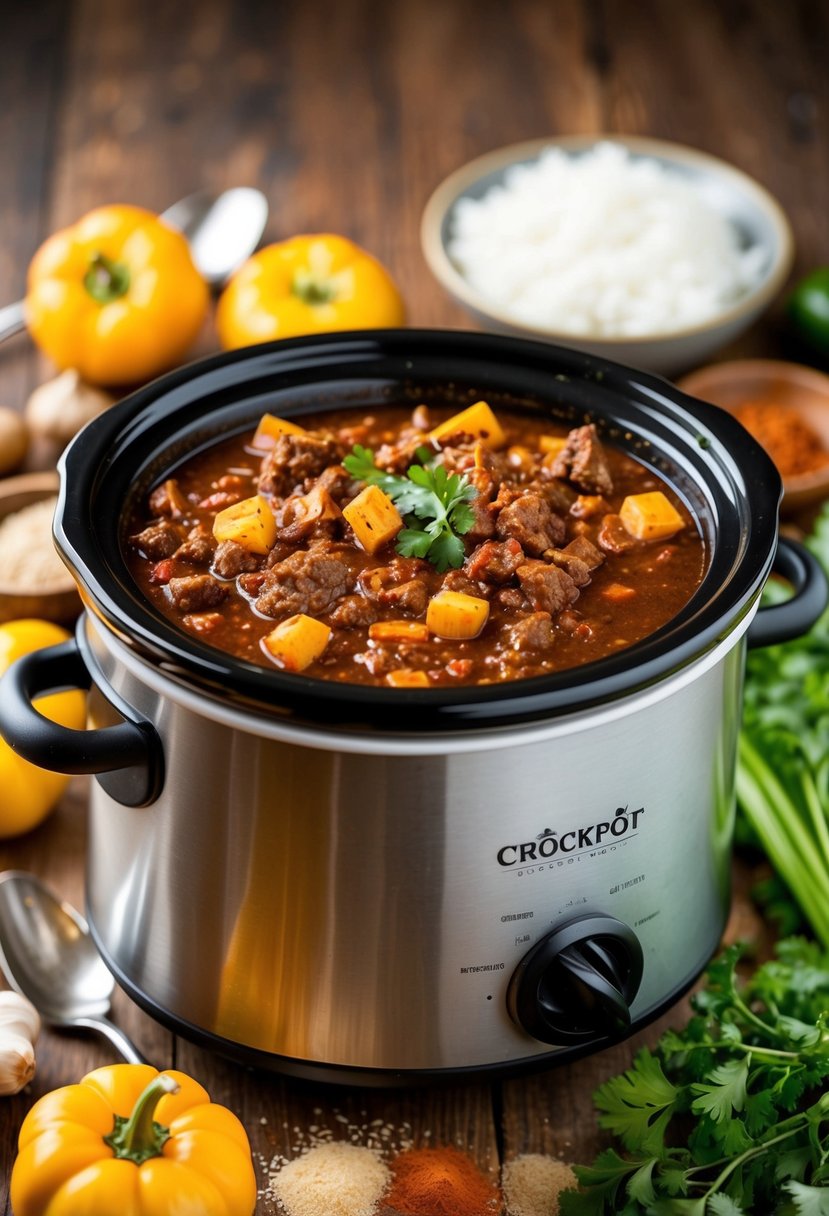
[25, 205, 209, 386]
[0, 620, 86, 839]
[10, 1063, 257, 1216]
[216, 233, 405, 349]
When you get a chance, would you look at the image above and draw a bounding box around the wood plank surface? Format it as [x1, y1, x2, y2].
[1, 1, 827, 1212]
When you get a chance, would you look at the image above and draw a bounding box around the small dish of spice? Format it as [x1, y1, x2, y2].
[0, 472, 80, 623]
[678, 359, 829, 512]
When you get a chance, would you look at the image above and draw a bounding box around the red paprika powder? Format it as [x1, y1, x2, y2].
[385, 1146, 500, 1215]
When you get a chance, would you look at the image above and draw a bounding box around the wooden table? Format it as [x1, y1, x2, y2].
[1, 1, 825, 1210]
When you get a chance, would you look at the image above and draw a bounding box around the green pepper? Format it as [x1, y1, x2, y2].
[786, 267, 829, 354]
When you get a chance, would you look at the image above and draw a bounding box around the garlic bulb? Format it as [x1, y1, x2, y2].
[0, 1031, 36, 1096]
[0, 991, 40, 1095]
[25, 369, 113, 448]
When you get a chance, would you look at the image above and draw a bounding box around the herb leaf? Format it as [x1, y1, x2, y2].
[562, 938, 829, 1214]
[343, 444, 477, 571]
[594, 1049, 679, 1153]
[691, 1056, 751, 1123]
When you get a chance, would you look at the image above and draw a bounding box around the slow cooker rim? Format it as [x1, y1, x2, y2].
[56, 328, 781, 730]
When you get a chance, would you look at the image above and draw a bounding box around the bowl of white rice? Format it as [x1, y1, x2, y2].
[421, 137, 794, 377]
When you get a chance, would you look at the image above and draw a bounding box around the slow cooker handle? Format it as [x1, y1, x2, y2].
[748, 536, 829, 649]
[0, 638, 164, 808]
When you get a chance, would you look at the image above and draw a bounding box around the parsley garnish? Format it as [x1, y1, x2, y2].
[343, 444, 477, 571]
[560, 938, 829, 1215]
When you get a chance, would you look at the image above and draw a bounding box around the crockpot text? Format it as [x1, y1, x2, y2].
[496, 806, 645, 867]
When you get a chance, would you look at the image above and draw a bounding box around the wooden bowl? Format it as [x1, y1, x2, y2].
[677, 360, 829, 512]
[0, 472, 81, 624]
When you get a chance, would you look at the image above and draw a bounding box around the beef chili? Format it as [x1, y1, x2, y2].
[125, 401, 706, 686]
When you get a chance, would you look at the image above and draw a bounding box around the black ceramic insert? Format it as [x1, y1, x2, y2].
[56, 328, 783, 731]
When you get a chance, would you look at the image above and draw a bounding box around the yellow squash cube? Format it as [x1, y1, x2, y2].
[386, 669, 430, 688]
[539, 435, 567, 456]
[262, 614, 331, 672]
[369, 620, 430, 643]
[426, 590, 490, 640]
[342, 485, 403, 554]
[619, 491, 685, 541]
[251, 412, 307, 449]
[429, 401, 506, 450]
[212, 494, 277, 555]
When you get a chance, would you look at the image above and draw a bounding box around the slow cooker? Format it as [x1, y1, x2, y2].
[1, 330, 825, 1086]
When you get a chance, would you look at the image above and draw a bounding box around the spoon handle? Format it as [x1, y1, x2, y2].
[73, 1015, 149, 1065]
[0, 301, 26, 342]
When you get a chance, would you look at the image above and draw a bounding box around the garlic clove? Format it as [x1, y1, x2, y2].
[0, 991, 41, 1044]
[0, 1030, 35, 1096]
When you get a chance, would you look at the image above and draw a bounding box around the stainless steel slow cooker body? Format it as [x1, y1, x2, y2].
[3, 329, 826, 1085]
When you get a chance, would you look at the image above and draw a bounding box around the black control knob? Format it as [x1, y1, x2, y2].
[507, 914, 644, 1045]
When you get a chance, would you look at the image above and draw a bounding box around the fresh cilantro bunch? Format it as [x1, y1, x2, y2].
[560, 938, 829, 1215]
[343, 444, 477, 571]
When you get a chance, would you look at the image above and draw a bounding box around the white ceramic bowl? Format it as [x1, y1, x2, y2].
[421, 136, 794, 377]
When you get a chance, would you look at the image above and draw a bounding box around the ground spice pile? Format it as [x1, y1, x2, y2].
[270, 1140, 391, 1216]
[733, 399, 829, 478]
[384, 1146, 500, 1216]
[501, 1154, 578, 1216]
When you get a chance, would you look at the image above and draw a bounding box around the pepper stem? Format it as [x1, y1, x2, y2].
[291, 267, 337, 305]
[84, 251, 131, 304]
[104, 1073, 180, 1165]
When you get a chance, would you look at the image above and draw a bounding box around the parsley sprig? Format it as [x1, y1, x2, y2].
[343, 443, 477, 571]
[560, 938, 829, 1215]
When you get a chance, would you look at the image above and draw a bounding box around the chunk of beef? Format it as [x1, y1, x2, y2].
[265, 541, 296, 568]
[505, 612, 556, 652]
[516, 561, 580, 615]
[149, 478, 189, 519]
[496, 492, 565, 556]
[174, 526, 215, 567]
[212, 540, 260, 579]
[327, 595, 378, 629]
[379, 579, 428, 616]
[168, 575, 227, 613]
[129, 522, 184, 560]
[465, 539, 524, 584]
[562, 535, 605, 571]
[258, 433, 344, 498]
[597, 514, 637, 554]
[312, 464, 353, 504]
[463, 466, 498, 543]
[373, 434, 424, 472]
[544, 536, 604, 589]
[255, 550, 351, 619]
[550, 424, 613, 495]
[466, 496, 496, 543]
[531, 475, 578, 515]
[238, 571, 267, 597]
[357, 557, 431, 601]
[494, 587, 528, 612]
[545, 550, 591, 587]
[440, 570, 490, 599]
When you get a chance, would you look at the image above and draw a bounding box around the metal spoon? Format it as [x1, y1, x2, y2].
[0, 185, 269, 342]
[0, 870, 146, 1064]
